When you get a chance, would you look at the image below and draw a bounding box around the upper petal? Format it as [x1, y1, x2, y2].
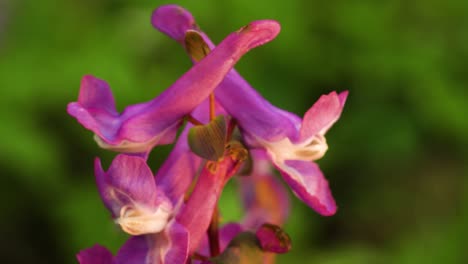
[275, 159, 336, 216]
[67, 75, 120, 142]
[299, 91, 348, 142]
[151, 5, 198, 44]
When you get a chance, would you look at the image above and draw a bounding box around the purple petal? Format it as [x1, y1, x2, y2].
[67, 76, 119, 141]
[151, 5, 198, 44]
[220, 223, 244, 251]
[145, 221, 189, 264]
[216, 72, 302, 143]
[155, 127, 202, 205]
[160, 222, 189, 263]
[299, 91, 348, 142]
[76, 244, 114, 264]
[277, 160, 336, 216]
[154, 98, 213, 205]
[115, 236, 148, 264]
[95, 155, 161, 214]
[68, 19, 280, 153]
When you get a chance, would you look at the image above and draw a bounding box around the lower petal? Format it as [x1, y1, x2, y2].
[146, 221, 189, 264]
[76, 244, 114, 264]
[275, 160, 337, 216]
[115, 236, 149, 264]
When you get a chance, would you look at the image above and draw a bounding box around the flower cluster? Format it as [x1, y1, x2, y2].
[70, 4, 347, 264]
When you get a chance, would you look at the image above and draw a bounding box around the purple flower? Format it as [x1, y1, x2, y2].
[94, 154, 173, 235]
[67, 19, 281, 155]
[79, 104, 245, 263]
[152, 5, 348, 216]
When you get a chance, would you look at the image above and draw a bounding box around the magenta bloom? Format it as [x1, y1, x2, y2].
[152, 5, 348, 216]
[67, 19, 281, 154]
[79, 148, 241, 264]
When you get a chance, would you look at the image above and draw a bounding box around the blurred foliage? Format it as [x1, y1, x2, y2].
[1, 0, 467, 263]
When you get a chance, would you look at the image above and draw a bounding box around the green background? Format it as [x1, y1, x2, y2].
[1, 0, 467, 263]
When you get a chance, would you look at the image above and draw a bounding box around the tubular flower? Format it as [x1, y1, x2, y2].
[82, 148, 242, 264]
[152, 4, 348, 216]
[67, 19, 281, 155]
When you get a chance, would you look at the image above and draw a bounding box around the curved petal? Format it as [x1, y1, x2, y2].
[151, 5, 198, 44]
[299, 91, 348, 142]
[68, 19, 280, 153]
[115, 236, 149, 264]
[95, 154, 173, 235]
[276, 160, 336, 216]
[67, 76, 119, 142]
[76, 244, 114, 264]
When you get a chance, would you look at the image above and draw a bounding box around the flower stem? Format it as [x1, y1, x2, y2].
[226, 118, 237, 141]
[186, 115, 204, 126]
[208, 206, 220, 256]
[209, 93, 216, 121]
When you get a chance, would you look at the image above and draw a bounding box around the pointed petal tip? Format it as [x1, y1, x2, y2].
[338, 90, 349, 106]
[94, 157, 103, 172]
[81, 74, 98, 82]
[151, 4, 196, 42]
[303, 192, 337, 217]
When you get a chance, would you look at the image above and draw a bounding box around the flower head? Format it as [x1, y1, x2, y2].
[152, 4, 348, 216]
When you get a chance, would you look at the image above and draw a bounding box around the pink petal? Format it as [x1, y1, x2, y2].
[299, 91, 348, 141]
[277, 160, 337, 216]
